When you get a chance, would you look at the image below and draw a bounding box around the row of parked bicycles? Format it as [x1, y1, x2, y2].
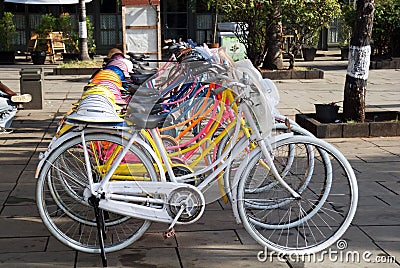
[35, 42, 358, 266]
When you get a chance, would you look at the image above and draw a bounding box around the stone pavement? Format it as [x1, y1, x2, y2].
[0, 52, 399, 267]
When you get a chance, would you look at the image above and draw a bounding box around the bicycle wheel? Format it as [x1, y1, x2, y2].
[36, 133, 158, 253]
[236, 135, 358, 255]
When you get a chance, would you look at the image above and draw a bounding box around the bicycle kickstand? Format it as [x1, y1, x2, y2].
[88, 195, 108, 267]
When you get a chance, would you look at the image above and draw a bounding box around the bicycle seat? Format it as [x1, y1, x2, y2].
[130, 73, 154, 85]
[127, 52, 148, 61]
[168, 45, 181, 54]
[67, 94, 124, 123]
[136, 69, 157, 75]
[125, 110, 169, 129]
[127, 102, 164, 115]
[123, 83, 139, 94]
[132, 94, 164, 104]
[129, 87, 164, 103]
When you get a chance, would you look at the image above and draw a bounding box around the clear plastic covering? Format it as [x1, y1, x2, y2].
[126, 46, 275, 138]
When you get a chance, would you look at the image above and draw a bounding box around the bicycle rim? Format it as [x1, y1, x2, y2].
[36, 133, 157, 253]
[237, 136, 358, 255]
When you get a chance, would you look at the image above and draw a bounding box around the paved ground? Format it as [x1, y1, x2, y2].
[0, 51, 399, 267]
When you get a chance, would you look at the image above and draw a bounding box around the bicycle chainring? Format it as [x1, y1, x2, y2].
[167, 187, 204, 223]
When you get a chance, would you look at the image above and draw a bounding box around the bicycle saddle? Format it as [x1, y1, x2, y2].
[123, 83, 139, 94]
[127, 52, 148, 61]
[130, 73, 155, 85]
[132, 94, 164, 104]
[127, 102, 164, 115]
[129, 87, 164, 103]
[125, 107, 169, 129]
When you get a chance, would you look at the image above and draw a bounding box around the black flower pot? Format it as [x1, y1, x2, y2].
[340, 46, 350, 60]
[31, 51, 46, 65]
[62, 52, 95, 62]
[315, 104, 339, 123]
[302, 47, 317, 61]
[0, 51, 16, 64]
[62, 52, 79, 62]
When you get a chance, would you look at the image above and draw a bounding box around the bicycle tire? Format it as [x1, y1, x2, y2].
[236, 135, 358, 255]
[36, 133, 158, 253]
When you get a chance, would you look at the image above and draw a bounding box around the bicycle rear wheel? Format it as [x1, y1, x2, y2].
[236, 135, 358, 255]
[36, 133, 158, 253]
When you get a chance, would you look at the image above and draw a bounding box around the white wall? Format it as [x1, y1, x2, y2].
[124, 5, 160, 62]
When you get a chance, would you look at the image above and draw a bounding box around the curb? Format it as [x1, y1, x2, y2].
[295, 111, 400, 138]
[52, 67, 99, 75]
[261, 68, 324, 80]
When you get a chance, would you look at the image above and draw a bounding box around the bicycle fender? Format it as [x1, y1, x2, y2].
[230, 148, 258, 225]
[35, 128, 125, 178]
[230, 134, 294, 224]
[35, 130, 83, 178]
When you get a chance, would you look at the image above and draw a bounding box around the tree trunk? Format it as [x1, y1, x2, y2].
[78, 0, 90, 61]
[262, 0, 283, 70]
[288, 41, 300, 70]
[343, 0, 375, 122]
[212, 1, 218, 44]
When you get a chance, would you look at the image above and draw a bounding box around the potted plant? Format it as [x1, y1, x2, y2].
[371, 0, 400, 60]
[338, 2, 355, 60]
[283, 0, 341, 68]
[315, 102, 340, 123]
[207, 0, 220, 48]
[0, 12, 18, 64]
[58, 13, 79, 62]
[302, 33, 319, 61]
[32, 13, 56, 64]
[59, 13, 96, 62]
[338, 25, 351, 60]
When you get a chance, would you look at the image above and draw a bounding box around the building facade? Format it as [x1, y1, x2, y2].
[1, 0, 340, 58]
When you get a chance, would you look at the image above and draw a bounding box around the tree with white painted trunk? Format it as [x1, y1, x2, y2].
[343, 0, 375, 122]
[78, 0, 90, 61]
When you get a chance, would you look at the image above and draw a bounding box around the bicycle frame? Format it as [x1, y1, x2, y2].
[77, 97, 299, 227]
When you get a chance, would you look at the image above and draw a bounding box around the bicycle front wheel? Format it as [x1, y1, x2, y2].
[236, 135, 358, 255]
[36, 133, 158, 253]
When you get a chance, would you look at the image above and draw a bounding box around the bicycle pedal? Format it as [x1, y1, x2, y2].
[163, 228, 175, 239]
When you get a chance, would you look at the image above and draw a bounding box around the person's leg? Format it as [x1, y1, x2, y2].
[0, 81, 17, 96]
[0, 97, 17, 131]
[0, 81, 32, 104]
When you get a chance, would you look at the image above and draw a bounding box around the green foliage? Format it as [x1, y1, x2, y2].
[283, 0, 342, 48]
[208, 0, 342, 67]
[0, 12, 17, 51]
[58, 13, 76, 53]
[34, 13, 57, 51]
[210, 0, 278, 67]
[372, 0, 400, 58]
[58, 13, 73, 36]
[86, 17, 96, 54]
[36, 13, 57, 37]
[53, 13, 96, 54]
[338, 2, 356, 47]
[58, 59, 102, 68]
